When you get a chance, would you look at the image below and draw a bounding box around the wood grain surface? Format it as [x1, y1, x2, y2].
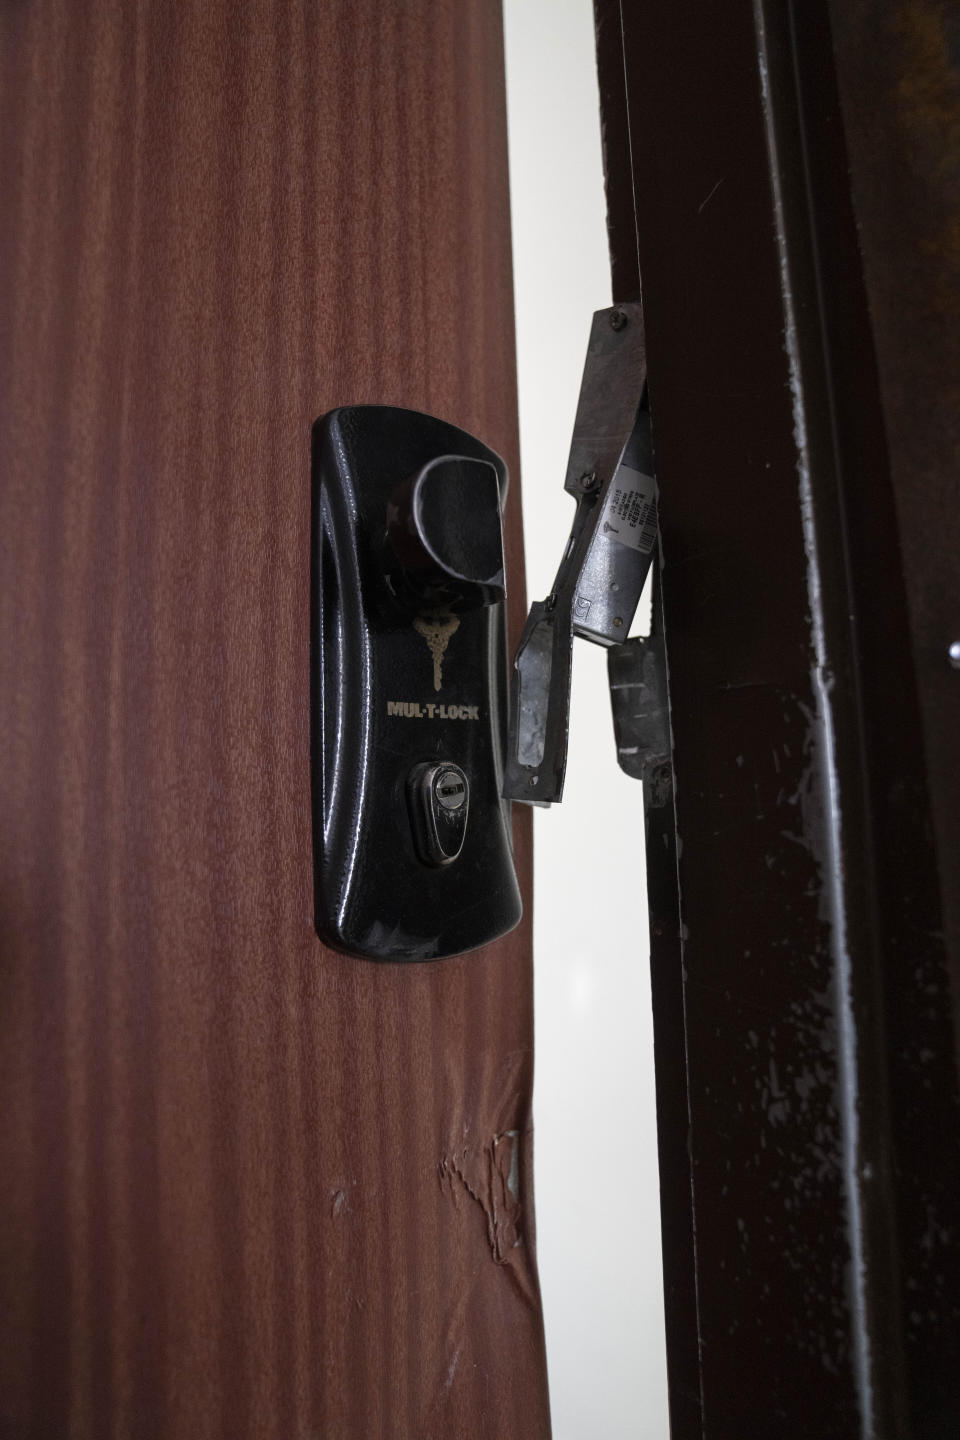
[0, 3, 549, 1436]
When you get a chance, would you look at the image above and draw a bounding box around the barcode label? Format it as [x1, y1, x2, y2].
[601, 466, 658, 553]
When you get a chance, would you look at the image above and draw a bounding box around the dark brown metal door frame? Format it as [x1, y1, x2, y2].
[595, 2, 960, 1435]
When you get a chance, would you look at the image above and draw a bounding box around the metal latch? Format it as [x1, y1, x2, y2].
[503, 303, 659, 804]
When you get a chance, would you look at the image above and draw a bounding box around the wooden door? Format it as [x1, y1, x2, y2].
[0, 4, 550, 1436]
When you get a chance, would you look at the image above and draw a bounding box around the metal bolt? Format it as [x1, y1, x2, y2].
[576, 471, 599, 493]
[610, 309, 628, 331]
[528, 774, 539, 788]
[613, 616, 623, 628]
[950, 640, 960, 669]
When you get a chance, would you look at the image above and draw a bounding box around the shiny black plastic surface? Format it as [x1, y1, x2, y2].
[311, 405, 522, 961]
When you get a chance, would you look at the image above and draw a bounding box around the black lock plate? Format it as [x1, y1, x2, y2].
[311, 405, 522, 961]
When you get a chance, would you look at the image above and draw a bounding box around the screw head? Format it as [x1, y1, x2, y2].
[610, 309, 628, 331]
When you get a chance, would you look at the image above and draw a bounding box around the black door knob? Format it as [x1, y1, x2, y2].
[384, 454, 506, 612]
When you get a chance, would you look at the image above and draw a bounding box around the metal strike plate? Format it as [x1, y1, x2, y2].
[311, 405, 521, 961]
[503, 303, 655, 804]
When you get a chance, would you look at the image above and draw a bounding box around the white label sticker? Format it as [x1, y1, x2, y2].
[601, 466, 658, 553]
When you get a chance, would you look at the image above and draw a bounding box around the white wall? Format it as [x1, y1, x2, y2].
[502, 3, 670, 1437]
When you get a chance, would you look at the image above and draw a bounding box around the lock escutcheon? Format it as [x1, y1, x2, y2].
[311, 404, 521, 961]
[408, 761, 470, 867]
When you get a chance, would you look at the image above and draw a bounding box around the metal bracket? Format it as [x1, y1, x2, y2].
[607, 568, 672, 806]
[503, 302, 655, 804]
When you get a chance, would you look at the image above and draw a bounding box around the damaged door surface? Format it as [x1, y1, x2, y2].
[0, 3, 550, 1436]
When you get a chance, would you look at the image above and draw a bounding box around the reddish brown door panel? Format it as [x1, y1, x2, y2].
[0, 3, 550, 1437]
